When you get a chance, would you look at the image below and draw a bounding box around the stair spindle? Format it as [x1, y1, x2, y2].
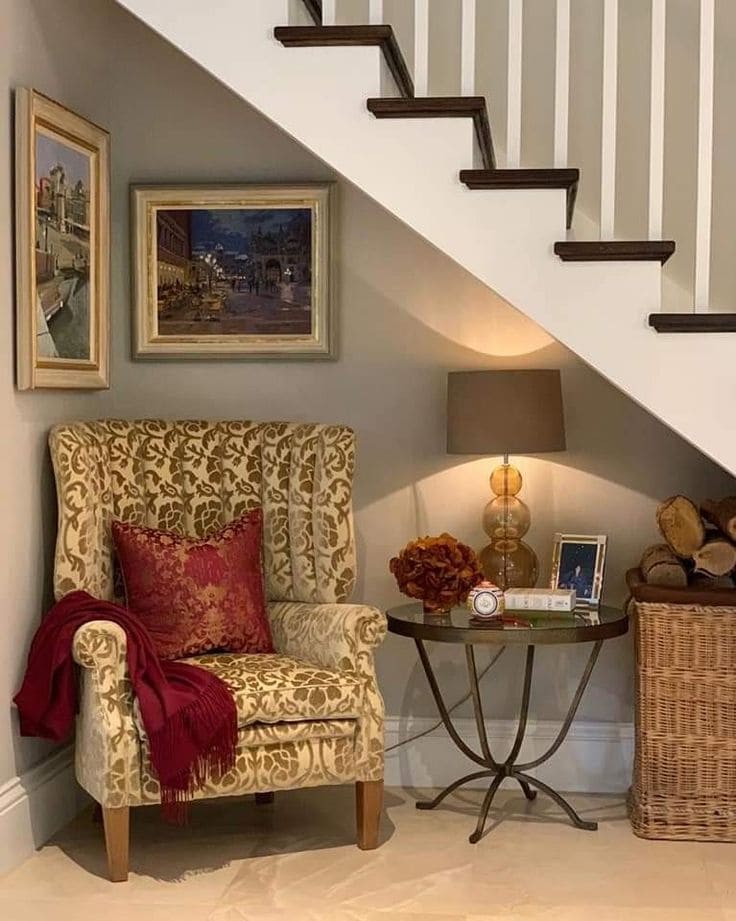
[413, 0, 429, 97]
[600, 0, 618, 240]
[506, 0, 523, 168]
[554, 0, 570, 169]
[648, 0, 666, 241]
[369, 0, 383, 25]
[461, 0, 476, 97]
[694, 0, 715, 312]
[322, 0, 335, 26]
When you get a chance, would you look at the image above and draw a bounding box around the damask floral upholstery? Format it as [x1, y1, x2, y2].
[134, 654, 364, 733]
[50, 420, 386, 810]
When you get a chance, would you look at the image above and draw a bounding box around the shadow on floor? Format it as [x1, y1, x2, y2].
[401, 783, 629, 841]
[54, 785, 400, 883]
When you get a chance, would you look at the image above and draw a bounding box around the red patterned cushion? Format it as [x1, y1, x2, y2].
[112, 510, 273, 660]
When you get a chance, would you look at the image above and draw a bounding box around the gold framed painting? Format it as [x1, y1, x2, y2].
[131, 183, 335, 360]
[15, 88, 110, 390]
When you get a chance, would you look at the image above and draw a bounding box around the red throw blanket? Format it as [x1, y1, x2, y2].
[14, 591, 237, 821]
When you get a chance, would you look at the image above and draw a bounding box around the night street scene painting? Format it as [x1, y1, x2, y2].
[557, 541, 599, 601]
[35, 130, 92, 360]
[155, 207, 313, 337]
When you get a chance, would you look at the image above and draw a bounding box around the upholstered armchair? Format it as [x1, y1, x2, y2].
[49, 420, 386, 881]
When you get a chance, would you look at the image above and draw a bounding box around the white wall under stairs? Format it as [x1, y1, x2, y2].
[117, 0, 736, 475]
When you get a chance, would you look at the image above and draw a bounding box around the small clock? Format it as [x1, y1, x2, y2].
[467, 582, 505, 619]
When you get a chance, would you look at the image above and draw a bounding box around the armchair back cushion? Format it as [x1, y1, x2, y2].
[50, 420, 356, 605]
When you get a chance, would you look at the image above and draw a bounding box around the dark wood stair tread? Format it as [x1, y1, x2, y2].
[274, 25, 414, 98]
[461, 168, 578, 228]
[367, 97, 495, 170]
[649, 313, 736, 332]
[554, 240, 675, 264]
[282, 18, 682, 296]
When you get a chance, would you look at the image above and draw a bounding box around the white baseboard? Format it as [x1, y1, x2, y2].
[385, 716, 634, 794]
[0, 747, 87, 877]
[0, 720, 631, 877]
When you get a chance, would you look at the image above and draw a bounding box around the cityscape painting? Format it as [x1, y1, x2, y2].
[15, 89, 110, 389]
[34, 131, 92, 361]
[156, 207, 312, 337]
[132, 184, 335, 360]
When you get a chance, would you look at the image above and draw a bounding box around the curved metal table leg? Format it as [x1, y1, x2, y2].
[514, 772, 598, 831]
[414, 636, 603, 839]
[516, 641, 603, 773]
[506, 646, 535, 765]
[517, 778, 537, 801]
[465, 645, 500, 769]
[504, 646, 538, 803]
[468, 772, 504, 843]
[416, 769, 496, 810]
[414, 638, 488, 768]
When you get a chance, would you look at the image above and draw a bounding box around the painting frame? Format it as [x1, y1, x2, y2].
[550, 533, 608, 608]
[15, 88, 110, 390]
[130, 183, 336, 360]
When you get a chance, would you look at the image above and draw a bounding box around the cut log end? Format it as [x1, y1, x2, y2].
[656, 495, 706, 558]
[692, 539, 736, 578]
[701, 498, 736, 543]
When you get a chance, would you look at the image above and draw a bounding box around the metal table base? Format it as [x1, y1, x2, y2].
[414, 638, 603, 843]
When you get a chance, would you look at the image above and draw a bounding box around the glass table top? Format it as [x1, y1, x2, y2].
[386, 601, 628, 645]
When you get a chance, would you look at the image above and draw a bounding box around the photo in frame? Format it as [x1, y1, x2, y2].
[131, 183, 335, 360]
[15, 88, 110, 389]
[550, 533, 607, 607]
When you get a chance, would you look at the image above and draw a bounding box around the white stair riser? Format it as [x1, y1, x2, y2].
[114, 0, 736, 474]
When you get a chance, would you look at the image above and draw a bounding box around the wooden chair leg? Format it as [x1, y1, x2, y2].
[356, 780, 383, 850]
[255, 792, 275, 804]
[102, 806, 130, 882]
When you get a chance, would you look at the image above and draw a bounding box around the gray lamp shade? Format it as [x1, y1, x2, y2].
[447, 369, 566, 455]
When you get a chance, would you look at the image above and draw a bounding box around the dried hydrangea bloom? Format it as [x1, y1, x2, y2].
[389, 533, 484, 613]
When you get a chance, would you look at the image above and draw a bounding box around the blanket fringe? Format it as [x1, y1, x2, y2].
[149, 678, 238, 823]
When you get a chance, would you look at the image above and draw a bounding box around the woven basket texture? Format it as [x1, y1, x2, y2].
[631, 600, 736, 841]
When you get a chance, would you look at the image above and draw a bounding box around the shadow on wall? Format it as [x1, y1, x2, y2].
[342, 269, 734, 518]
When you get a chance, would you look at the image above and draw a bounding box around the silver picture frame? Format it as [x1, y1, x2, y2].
[550, 533, 608, 608]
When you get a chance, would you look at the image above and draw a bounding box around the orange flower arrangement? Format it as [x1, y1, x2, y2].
[389, 533, 484, 613]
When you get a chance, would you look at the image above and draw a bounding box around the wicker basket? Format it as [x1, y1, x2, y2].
[630, 578, 736, 841]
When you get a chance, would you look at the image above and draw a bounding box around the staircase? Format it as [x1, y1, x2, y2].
[115, 0, 736, 475]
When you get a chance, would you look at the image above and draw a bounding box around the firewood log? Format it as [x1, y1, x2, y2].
[639, 544, 688, 587]
[656, 495, 706, 558]
[692, 539, 736, 578]
[701, 498, 736, 542]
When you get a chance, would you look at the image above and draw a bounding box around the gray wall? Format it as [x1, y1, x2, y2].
[2, 0, 735, 789]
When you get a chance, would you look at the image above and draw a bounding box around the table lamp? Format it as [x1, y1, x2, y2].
[446, 369, 566, 590]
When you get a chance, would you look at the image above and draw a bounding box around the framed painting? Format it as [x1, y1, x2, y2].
[131, 183, 335, 360]
[15, 88, 110, 390]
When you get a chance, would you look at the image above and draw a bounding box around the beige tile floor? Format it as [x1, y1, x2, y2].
[0, 784, 734, 920]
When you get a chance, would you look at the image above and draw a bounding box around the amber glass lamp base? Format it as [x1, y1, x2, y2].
[478, 540, 539, 590]
[478, 462, 539, 590]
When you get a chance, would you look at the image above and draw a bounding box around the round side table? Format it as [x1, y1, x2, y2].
[387, 602, 628, 843]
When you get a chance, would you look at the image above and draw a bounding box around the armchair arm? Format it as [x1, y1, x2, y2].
[267, 602, 387, 781]
[73, 619, 127, 673]
[267, 602, 387, 674]
[72, 621, 142, 807]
